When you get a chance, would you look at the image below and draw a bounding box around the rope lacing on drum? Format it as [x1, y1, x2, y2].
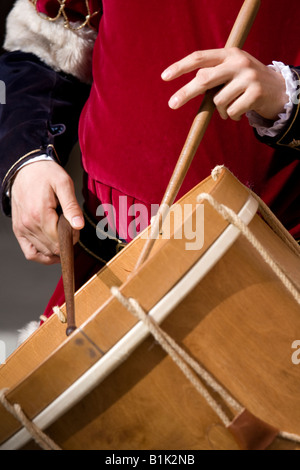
[211, 165, 300, 260]
[112, 165, 300, 447]
[197, 193, 300, 307]
[0, 389, 61, 450]
[111, 287, 300, 447]
[111, 287, 242, 427]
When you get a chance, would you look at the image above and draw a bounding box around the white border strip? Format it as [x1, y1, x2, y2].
[1, 195, 258, 450]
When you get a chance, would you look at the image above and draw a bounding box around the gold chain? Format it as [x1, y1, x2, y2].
[28, 0, 101, 31]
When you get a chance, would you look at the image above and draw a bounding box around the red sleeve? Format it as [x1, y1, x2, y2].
[33, 0, 102, 30]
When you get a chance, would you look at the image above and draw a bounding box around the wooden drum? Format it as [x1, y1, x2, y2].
[1, 167, 300, 450]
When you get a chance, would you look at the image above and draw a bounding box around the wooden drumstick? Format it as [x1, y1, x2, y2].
[134, 0, 261, 271]
[58, 213, 77, 336]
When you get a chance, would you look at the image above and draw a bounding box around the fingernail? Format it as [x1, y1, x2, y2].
[169, 96, 179, 109]
[72, 216, 84, 228]
[162, 69, 172, 80]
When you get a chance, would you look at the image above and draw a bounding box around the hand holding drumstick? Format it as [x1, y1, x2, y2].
[162, 47, 289, 123]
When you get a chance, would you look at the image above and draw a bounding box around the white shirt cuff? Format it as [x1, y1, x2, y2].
[17, 153, 54, 170]
[246, 61, 296, 138]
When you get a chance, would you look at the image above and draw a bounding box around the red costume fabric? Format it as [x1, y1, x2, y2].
[34, 0, 300, 316]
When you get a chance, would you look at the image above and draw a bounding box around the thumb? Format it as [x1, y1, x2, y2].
[54, 178, 85, 230]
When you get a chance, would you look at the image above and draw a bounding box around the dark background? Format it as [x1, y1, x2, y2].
[0, 1, 13, 51]
[0, 1, 12, 39]
[0, 2, 82, 357]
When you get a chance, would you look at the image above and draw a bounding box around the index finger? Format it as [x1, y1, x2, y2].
[161, 48, 230, 81]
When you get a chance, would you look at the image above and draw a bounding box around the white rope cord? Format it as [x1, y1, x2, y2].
[111, 289, 300, 445]
[211, 165, 225, 181]
[250, 190, 300, 259]
[212, 165, 300, 259]
[197, 192, 300, 307]
[111, 288, 300, 446]
[52, 306, 67, 323]
[0, 306, 67, 449]
[0, 389, 61, 451]
[151, 321, 243, 414]
[111, 286, 242, 428]
[39, 307, 67, 324]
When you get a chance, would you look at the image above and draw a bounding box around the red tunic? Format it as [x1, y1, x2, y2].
[35, 0, 300, 316]
[36, 0, 300, 236]
[81, 0, 300, 239]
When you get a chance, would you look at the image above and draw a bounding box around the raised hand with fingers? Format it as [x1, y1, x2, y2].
[162, 47, 289, 123]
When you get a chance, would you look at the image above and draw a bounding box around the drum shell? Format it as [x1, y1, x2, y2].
[22, 213, 300, 450]
[1, 168, 300, 450]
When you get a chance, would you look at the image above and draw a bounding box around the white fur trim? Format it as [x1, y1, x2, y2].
[17, 320, 40, 346]
[4, 0, 97, 83]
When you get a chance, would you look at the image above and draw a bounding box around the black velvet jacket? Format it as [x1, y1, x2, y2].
[0, 51, 91, 215]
